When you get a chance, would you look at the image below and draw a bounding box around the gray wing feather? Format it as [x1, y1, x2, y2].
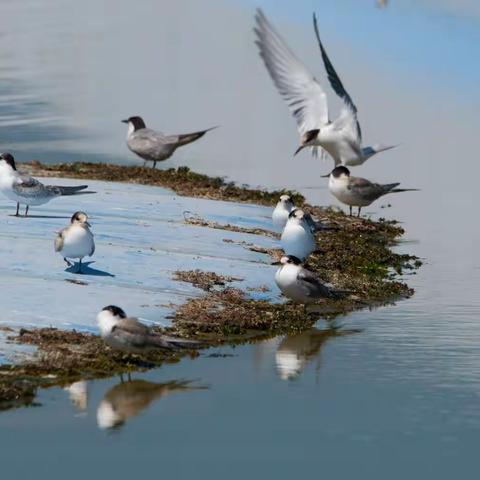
[297, 269, 335, 299]
[128, 128, 175, 161]
[54, 230, 65, 252]
[13, 176, 54, 199]
[348, 177, 398, 202]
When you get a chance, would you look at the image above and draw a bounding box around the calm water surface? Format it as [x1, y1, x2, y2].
[1, 0, 480, 478]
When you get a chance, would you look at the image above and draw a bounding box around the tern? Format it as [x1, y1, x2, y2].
[122, 116, 217, 168]
[54, 211, 95, 273]
[274, 255, 343, 304]
[254, 9, 395, 166]
[0, 153, 92, 216]
[280, 209, 316, 260]
[325, 165, 418, 216]
[272, 194, 295, 229]
[97, 306, 200, 354]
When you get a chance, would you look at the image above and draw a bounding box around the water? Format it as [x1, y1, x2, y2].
[1, 0, 479, 478]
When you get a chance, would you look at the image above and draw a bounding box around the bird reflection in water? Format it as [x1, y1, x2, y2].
[276, 327, 359, 381]
[97, 378, 206, 430]
[64, 380, 88, 413]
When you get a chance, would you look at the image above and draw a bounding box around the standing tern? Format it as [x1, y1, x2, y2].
[0, 153, 92, 216]
[325, 165, 418, 216]
[280, 209, 316, 261]
[254, 9, 395, 166]
[97, 306, 200, 354]
[274, 255, 343, 304]
[122, 116, 217, 169]
[272, 194, 295, 229]
[54, 211, 95, 273]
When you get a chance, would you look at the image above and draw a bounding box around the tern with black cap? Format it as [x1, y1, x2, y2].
[97, 306, 200, 354]
[0, 153, 93, 216]
[274, 255, 344, 304]
[254, 9, 395, 166]
[324, 166, 418, 217]
[122, 116, 217, 169]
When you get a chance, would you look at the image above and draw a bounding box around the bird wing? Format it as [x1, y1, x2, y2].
[254, 9, 330, 136]
[313, 13, 362, 143]
[348, 177, 389, 202]
[297, 269, 334, 299]
[112, 318, 151, 348]
[54, 229, 66, 252]
[128, 128, 172, 160]
[12, 175, 50, 199]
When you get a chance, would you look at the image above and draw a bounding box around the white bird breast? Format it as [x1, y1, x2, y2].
[280, 223, 315, 260]
[60, 226, 94, 259]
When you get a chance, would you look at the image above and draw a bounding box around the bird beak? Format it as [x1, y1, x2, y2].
[294, 145, 305, 156]
[121, 119, 128, 124]
[321, 173, 330, 178]
[271, 261, 282, 265]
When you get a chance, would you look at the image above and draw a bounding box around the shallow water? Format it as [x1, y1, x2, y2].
[1, 0, 480, 478]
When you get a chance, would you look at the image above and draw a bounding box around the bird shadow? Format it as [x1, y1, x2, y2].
[9, 214, 71, 219]
[65, 261, 115, 277]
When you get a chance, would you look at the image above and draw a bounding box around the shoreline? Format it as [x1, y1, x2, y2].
[0, 162, 422, 411]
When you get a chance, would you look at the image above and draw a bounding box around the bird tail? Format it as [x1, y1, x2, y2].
[390, 188, 419, 193]
[53, 185, 95, 196]
[362, 144, 397, 160]
[149, 334, 203, 351]
[176, 126, 218, 147]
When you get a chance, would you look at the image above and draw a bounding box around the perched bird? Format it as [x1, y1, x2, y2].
[280, 209, 316, 260]
[122, 116, 217, 169]
[274, 255, 342, 304]
[0, 153, 92, 216]
[272, 194, 295, 229]
[54, 211, 95, 273]
[254, 9, 395, 166]
[97, 305, 200, 354]
[97, 379, 201, 430]
[325, 165, 418, 216]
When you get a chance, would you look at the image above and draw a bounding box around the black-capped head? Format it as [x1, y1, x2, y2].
[331, 166, 350, 178]
[0, 152, 16, 170]
[70, 211, 90, 225]
[121, 116, 146, 130]
[280, 255, 302, 265]
[294, 129, 320, 156]
[102, 305, 127, 318]
[289, 208, 305, 220]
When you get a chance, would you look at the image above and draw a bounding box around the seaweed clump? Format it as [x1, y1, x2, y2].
[21, 161, 304, 206]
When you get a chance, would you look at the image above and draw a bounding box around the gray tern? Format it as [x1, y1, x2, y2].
[97, 306, 200, 354]
[122, 116, 217, 168]
[0, 153, 92, 216]
[324, 165, 418, 216]
[254, 9, 395, 166]
[274, 255, 343, 304]
[54, 211, 95, 273]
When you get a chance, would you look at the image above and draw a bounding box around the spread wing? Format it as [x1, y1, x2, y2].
[254, 9, 329, 137]
[313, 13, 361, 143]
